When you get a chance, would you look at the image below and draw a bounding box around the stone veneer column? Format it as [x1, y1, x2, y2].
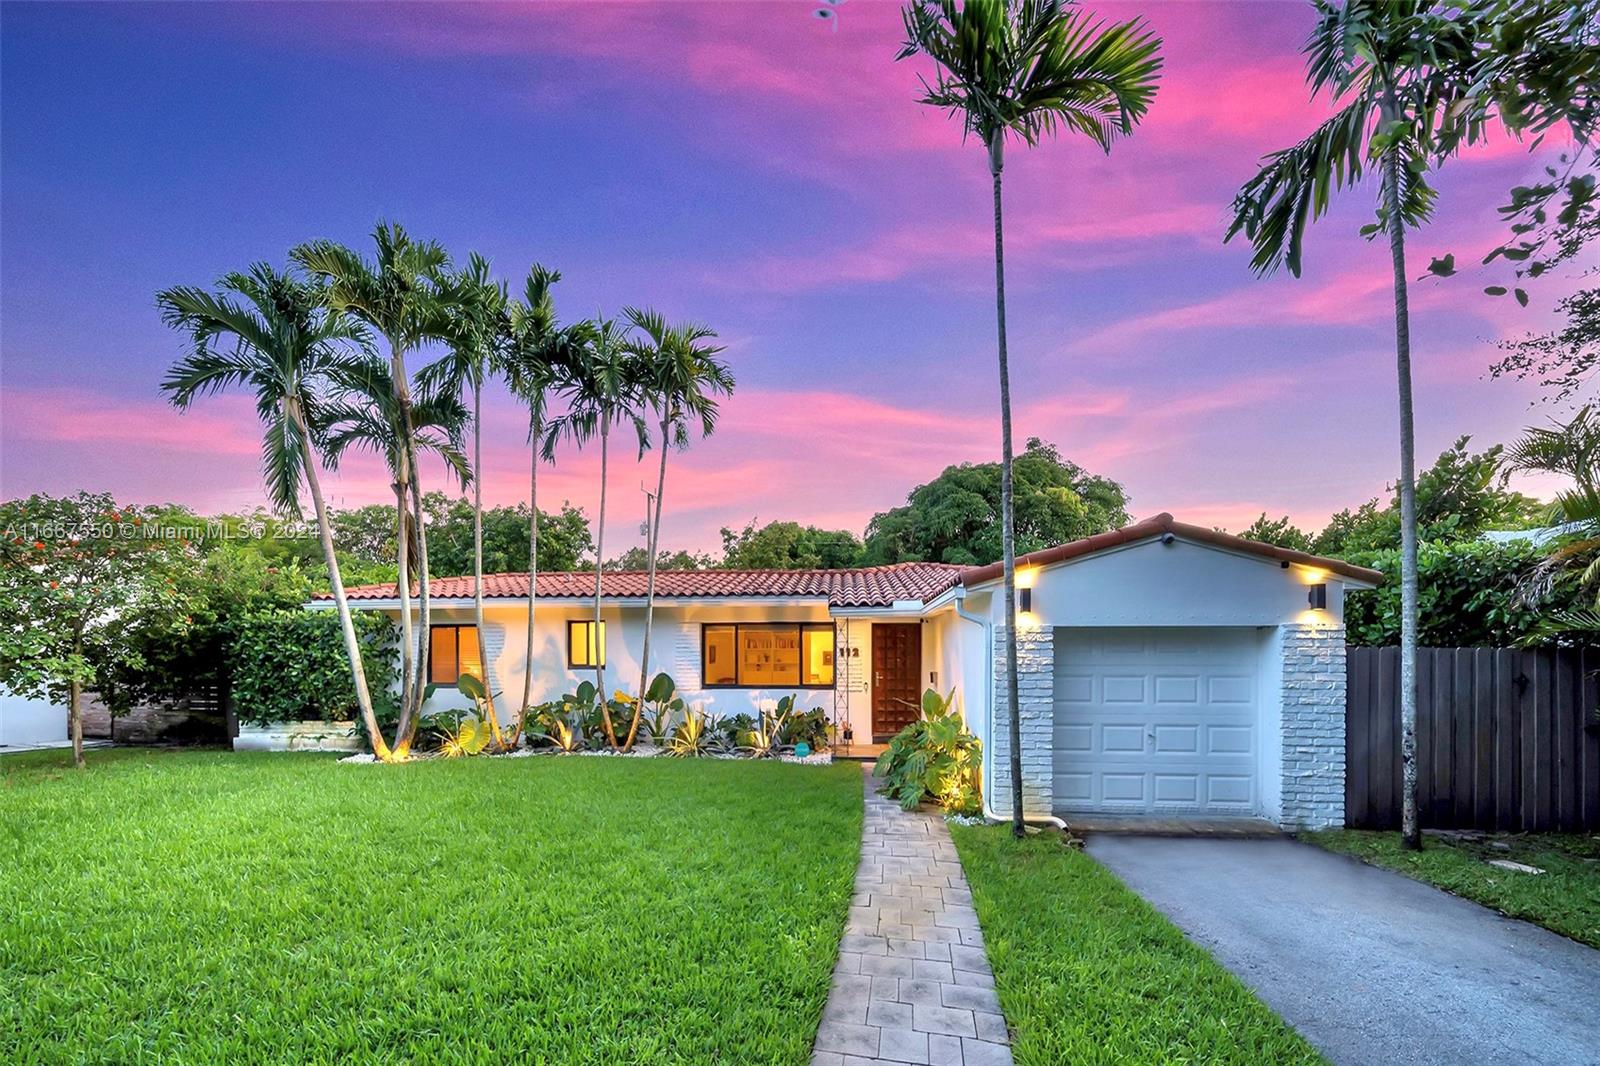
[1279, 622, 1347, 829]
[987, 626, 1053, 819]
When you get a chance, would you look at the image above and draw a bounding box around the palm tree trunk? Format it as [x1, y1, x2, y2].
[393, 480, 413, 716]
[70, 625, 85, 769]
[627, 415, 670, 750]
[471, 378, 503, 748]
[515, 411, 540, 745]
[290, 398, 391, 761]
[988, 137, 1025, 838]
[1382, 128, 1422, 852]
[400, 431, 433, 756]
[595, 419, 618, 748]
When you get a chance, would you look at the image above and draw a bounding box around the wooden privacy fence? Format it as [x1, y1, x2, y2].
[1345, 646, 1600, 832]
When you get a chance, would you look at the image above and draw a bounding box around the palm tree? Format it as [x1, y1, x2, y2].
[502, 265, 577, 736]
[543, 315, 646, 749]
[420, 253, 510, 747]
[158, 265, 396, 760]
[1224, 0, 1592, 848]
[621, 307, 732, 750]
[294, 223, 455, 755]
[319, 357, 473, 581]
[899, 0, 1161, 835]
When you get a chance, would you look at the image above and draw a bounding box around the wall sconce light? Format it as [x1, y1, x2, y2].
[1307, 583, 1327, 611]
[1019, 587, 1033, 614]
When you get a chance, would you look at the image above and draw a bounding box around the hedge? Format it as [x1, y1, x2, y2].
[229, 609, 398, 725]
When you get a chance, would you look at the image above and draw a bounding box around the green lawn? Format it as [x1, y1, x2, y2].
[1304, 829, 1600, 948]
[950, 826, 1324, 1066]
[0, 748, 862, 1064]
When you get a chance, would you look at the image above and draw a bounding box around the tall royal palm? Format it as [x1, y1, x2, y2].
[544, 316, 645, 749]
[622, 307, 733, 750]
[1223, 0, 1592, 848]
[294, 223, 454, 755]
[502, 265, 576, 735]
[157, 265, 394, 760]
[421, 253, 510, 747]
[899, 0, 1161, 835]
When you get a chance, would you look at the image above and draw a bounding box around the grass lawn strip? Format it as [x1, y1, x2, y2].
[950, 825, 1324, 1066]
[1304, 829, 1600, 949]
[1, 749, 862, 1064]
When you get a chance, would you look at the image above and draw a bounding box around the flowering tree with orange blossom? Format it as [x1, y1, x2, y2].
[0, 493, 197, 766]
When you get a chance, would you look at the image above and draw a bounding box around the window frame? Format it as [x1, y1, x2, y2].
[700, 622, 836, 690]
[427, 624, 481, 685]
[566, 619, 607, 669]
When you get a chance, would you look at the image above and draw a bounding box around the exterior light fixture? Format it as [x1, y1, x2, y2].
[1019, 587, 1033, 614]
[1307, 583, 1327, 611]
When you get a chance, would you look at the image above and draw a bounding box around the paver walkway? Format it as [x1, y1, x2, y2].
[813, 766, 1013, 1066]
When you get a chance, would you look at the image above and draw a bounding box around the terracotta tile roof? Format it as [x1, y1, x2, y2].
[958, 512, 1385, 587]
[322, 514, 1382, 611]
[331, 561, 966, 608]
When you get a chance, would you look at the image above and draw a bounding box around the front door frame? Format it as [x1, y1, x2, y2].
[870, 622, 922, 742]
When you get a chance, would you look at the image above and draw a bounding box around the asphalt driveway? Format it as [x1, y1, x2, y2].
[1086, 835, 1600, 1066]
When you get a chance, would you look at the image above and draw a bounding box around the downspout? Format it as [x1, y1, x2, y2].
[951, 587, 1067, 831]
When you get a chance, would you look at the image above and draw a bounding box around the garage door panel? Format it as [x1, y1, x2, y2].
[1052, 627, 1260, 818]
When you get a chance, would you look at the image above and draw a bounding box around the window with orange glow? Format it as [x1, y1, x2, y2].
[429, 625, 482, 685]
[701, 623, 833, 688]
[567, 620, 606, 668]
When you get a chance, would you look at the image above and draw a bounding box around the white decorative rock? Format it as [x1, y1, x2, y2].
[234, 720, 362, 752]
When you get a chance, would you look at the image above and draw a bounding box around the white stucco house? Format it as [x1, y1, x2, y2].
[316, 513, 1381, 830]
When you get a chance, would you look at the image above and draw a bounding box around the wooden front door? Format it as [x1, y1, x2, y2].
[871, 623, 922, 741]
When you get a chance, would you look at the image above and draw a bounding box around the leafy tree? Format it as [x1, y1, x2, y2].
[158, 263, 395, 759]
[0, 494, 194, 766]
[609, 546, 717, 571]
[295, 223, 457, 754]
[1492, 288, 1600, 407]
[1312, 437, 1543, 556]
[420, 494, 592, 576]
[863, 439, 1129, 566]
[1237, 514, 1312, 552]
[900, 0, 1161, 835]
[332, 504, 399, 566]
[721, 520, 865, 570]
[623, 307, 733, 749]
[1225, 0, 1590, 850]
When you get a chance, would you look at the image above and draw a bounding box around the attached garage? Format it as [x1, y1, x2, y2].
[1052, 627, 1264, 817]
[955, 513, 1384, 830]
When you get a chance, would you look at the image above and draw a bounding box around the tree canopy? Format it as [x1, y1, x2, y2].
[719, 520, 865, 571]
[862, 438, 1129, 566]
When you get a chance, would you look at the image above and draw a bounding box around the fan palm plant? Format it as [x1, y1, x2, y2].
[157, 264, 395, 760]
[418, 252, 511, 748]
[1510, 407, 1600, 638]
[620, 307, 733, 751]
[543, 316, 647, 749]
[293, 223, 455, 755]
[1225, 0, 1595, 849]
[898, 0, 1161, 835]
[501, 264, 579, 737]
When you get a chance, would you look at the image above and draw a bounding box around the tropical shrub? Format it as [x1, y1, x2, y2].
[739, 696, 795, 758]
[874, 688, 982, 815]
[778, 706, 829, 750]
[1342, 539, 1592, 646]
[437, 713, 491, 757]
[638, 672, 686, 746]
[666, 709, 719, 757]
[230, 608, 398, 725]
[715, 712, 756, 749]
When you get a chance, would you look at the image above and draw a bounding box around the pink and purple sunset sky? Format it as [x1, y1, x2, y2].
[0, 1, 1579, 556]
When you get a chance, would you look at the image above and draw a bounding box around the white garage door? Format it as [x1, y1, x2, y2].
[1052, 628, 1260, 816]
